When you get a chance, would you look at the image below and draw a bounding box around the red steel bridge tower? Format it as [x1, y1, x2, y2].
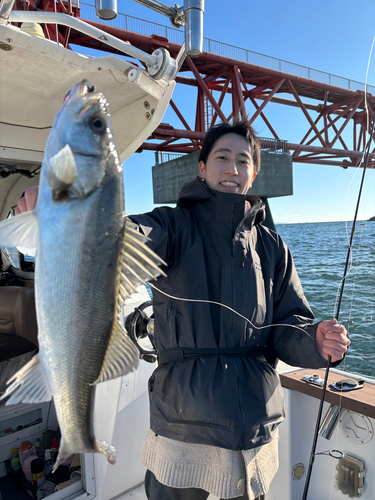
[8, 0, 375, 168]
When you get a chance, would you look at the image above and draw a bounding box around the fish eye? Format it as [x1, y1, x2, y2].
[90, 116, 106, 134]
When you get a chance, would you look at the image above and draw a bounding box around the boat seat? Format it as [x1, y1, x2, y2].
[0, 286, 38, 362]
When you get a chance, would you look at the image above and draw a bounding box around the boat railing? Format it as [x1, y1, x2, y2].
[1, 0, 205, 82]
[155, 137, 288, 164]
[80, 1, 375, 95]
[6, 10, 162, 68]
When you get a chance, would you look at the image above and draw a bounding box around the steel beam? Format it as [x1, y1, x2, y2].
[8, 1, 375, 166]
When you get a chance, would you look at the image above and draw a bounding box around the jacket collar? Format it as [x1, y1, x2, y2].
[177, 177, 266, 230]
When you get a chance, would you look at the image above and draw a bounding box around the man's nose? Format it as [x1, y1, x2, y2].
[225, 161, 238, 175]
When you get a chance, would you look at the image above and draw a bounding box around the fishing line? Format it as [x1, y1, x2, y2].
[150, 284, 316, 341]
[338, 35, 375, 301]
[364, 36, 375, 139]
[346, 224, 366, 328]
[146, 36, 375, 500]
[301, 99, 375, 500]
[325, 38, 375, 500]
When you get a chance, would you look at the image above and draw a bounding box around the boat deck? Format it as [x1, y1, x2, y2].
[118, 483, 219, 500]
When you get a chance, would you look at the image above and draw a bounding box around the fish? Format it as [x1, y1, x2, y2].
[0, 80, 164, 469]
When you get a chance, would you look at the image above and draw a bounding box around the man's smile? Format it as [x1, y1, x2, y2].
[219, 180, 240, 187]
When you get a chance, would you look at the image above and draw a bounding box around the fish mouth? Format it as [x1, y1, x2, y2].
[77, 79, 97, 98]
[65, 79, 96, 101]
[64, 80, 107, 117]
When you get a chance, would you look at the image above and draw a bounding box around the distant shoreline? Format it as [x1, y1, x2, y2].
[274, 220, 367, 225]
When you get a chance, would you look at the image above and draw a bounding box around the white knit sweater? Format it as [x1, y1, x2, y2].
[142, 429, 279, 499]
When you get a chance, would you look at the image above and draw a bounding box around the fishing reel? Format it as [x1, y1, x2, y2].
[125, 300, 157, 363]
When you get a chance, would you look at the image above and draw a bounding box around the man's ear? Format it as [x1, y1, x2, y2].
[249, 172, 257, 187]
[199, 161, 206, 178]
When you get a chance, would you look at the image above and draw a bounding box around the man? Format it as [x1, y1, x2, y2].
[16, 121, 349, 500]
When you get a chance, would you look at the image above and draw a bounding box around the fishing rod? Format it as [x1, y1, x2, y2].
[301, 112, 375, 500]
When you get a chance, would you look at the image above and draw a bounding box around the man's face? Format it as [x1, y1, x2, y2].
[199, 133, 257, 195]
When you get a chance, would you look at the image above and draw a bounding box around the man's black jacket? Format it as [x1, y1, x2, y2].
[130, 177, 328, 450]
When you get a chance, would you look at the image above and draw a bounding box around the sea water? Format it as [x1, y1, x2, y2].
[276, 220, 375, 379]
[3, 220, 374, 378]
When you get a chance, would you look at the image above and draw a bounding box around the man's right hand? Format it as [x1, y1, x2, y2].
[15, 186, 39, 215]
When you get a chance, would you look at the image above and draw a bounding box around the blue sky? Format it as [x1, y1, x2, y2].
[82, 0, 375, 223]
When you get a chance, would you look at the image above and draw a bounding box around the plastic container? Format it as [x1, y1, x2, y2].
[50, 438, 59, 462]
[5, 459, 23, 489]
[31, 457, 45, 488]
[22, 455, 38, 482]
[34, 437, 41, 456]
[19, 443, 37, 467]
[10, 456, 20, 471]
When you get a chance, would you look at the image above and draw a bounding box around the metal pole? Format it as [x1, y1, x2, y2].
[131, 0, 181, 24]
[184, 0, 204, 57]
[0, 0, 17, 25]
[8, 10, 158, 67]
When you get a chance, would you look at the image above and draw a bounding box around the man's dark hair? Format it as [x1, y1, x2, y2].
[198, 120, 261, 173]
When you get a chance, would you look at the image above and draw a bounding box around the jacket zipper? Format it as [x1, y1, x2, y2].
[231, 209, 245, 448]
[233, 362, 245, 449]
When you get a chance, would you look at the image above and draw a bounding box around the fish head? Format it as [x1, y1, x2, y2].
[44, 80, 122, 200]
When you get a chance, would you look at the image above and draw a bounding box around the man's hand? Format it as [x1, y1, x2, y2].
[316, 319, 350, 363]
[14, 186, 39, 215]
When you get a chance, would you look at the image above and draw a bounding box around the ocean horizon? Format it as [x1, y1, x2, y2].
[276, 220, 374, 379]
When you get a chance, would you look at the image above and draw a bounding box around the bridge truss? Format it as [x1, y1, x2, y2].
[10, 0, 375, 168]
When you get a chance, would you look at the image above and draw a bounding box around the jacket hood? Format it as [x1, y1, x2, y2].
[177, 176, 266, 227]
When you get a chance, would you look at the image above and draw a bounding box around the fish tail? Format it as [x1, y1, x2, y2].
[51, 439, 116, 472]
[96, 440, 116, 464]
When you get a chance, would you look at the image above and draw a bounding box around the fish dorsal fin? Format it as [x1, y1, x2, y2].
[0, 210, 38, 257]
[0, 355, 52, 405]
[47, 144, 77, 197]
[94, 218, 166, 384]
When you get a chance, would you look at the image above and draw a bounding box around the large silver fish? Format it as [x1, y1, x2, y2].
[0, 80, 164, 469]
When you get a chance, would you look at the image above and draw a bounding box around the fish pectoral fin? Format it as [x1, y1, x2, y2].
[47, 144, 78, 197]
[117, 218, 166, 299]
[0, 211, 38, 257]
[0, 355, 52, 405]
[93, 321, 139, 384]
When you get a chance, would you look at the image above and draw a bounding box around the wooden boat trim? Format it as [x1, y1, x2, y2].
[280, 368, 375, 419]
